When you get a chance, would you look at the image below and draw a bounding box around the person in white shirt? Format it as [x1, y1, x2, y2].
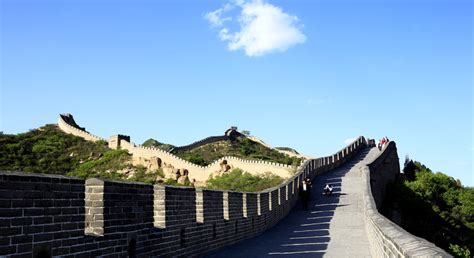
[323, 183, 333, 195]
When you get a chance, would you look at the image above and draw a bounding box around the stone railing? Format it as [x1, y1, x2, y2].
[361, 142, 451, 257]
[0, 137, 366, 257]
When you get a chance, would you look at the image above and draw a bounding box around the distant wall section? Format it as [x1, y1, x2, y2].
[57, 114, 296, 183]
[58, 114, 105, 142]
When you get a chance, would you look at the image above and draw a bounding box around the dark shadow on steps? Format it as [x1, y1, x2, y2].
[204, 147, 371, 258]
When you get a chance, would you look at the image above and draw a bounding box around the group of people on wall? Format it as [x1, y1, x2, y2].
[377, 137, 390, 151]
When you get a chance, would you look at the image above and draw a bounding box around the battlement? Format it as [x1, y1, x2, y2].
[58, 114, 105, 142]
[0, 137, 367, 257]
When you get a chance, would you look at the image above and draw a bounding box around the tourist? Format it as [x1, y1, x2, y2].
[305, 178, 312, 201]
[323, 183, 333, 196]
[300, 179, 311, 210]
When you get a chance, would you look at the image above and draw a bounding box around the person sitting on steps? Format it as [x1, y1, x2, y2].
[323, 183, 333, 195]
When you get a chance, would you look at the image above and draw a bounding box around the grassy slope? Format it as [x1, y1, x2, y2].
[0, 124, 148, 181]
[207, 168, 284, 192]
[0, 124, 110, 174]
[174, 137, 301, 166]
[0, 125, 298, 189]
[142, 138, 175, 151]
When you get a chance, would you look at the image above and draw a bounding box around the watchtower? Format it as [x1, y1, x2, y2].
[108, 134, 131, 149]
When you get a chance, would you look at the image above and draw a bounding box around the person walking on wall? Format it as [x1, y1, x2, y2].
[300, 179, 311, 210]
[305, 178, 312, 201]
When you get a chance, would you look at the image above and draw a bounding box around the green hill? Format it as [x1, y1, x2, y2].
[384, 159, 473, 257]
[0, 125, 297, 187]
[207, 169, 284, 192]
[142, 138, 175, 151]
[0, 125, 154, 182]
[174, 137, 301, 167]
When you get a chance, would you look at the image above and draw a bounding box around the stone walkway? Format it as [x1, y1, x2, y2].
[206, 147, 379, 258]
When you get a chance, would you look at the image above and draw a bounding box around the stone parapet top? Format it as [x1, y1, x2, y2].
[361, 142, 451, 257]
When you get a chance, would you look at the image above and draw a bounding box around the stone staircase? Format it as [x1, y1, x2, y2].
[206, 147, 378, 257]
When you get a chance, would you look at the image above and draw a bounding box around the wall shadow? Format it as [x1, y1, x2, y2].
[205, 148, 371, 257]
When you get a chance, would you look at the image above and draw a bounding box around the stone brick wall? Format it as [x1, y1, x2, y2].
[58, 114, 105, 143]
[361, 142, 451, 257]
[0, 136, 369, 257]
[0, 172, 85, 257]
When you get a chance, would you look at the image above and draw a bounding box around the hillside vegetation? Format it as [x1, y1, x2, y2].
[0, 125, 159, 182]
[0, 125, 110, 174]
[174, 137, 301, 166]
[207, 168, 284, 192]
[142, 138, 175, 152]
[0, 125, 297, 189]
[384, 159, 473, 257]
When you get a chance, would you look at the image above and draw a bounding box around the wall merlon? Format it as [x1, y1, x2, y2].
[154, 184, 166, 229]
[223, 191, 229, 221]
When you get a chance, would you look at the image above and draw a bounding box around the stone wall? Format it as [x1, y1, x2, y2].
[0, 137, 367, 257]
[118, 135, 362, 183]
[361, 142, 451, 257]
[58, 114, 105, 143]
[57, 114, 295, 183]
[0, 172, 86, 257]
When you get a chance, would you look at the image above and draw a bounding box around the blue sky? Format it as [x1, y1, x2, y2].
[1, 0, 472, 186]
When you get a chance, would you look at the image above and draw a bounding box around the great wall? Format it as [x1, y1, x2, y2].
[0, 115, 451, 257]
[58, 114, 300, 184]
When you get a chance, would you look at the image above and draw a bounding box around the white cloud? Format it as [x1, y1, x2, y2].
[204, 3, 234, 27]
[344, 138, 357, 145]
[205, 0, 306, 57]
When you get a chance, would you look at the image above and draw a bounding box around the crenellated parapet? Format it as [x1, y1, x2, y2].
[57, 114, 106, 142]
[0, 137, 367, 257]
[361, 142, 451, 257]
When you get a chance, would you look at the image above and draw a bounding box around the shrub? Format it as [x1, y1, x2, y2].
[449, 244, 471, 258]
[206, 168, 283, 192]
[390, 159, 474, 256]
[67, 149, 130, 179]
[129, 167, 164, 184]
